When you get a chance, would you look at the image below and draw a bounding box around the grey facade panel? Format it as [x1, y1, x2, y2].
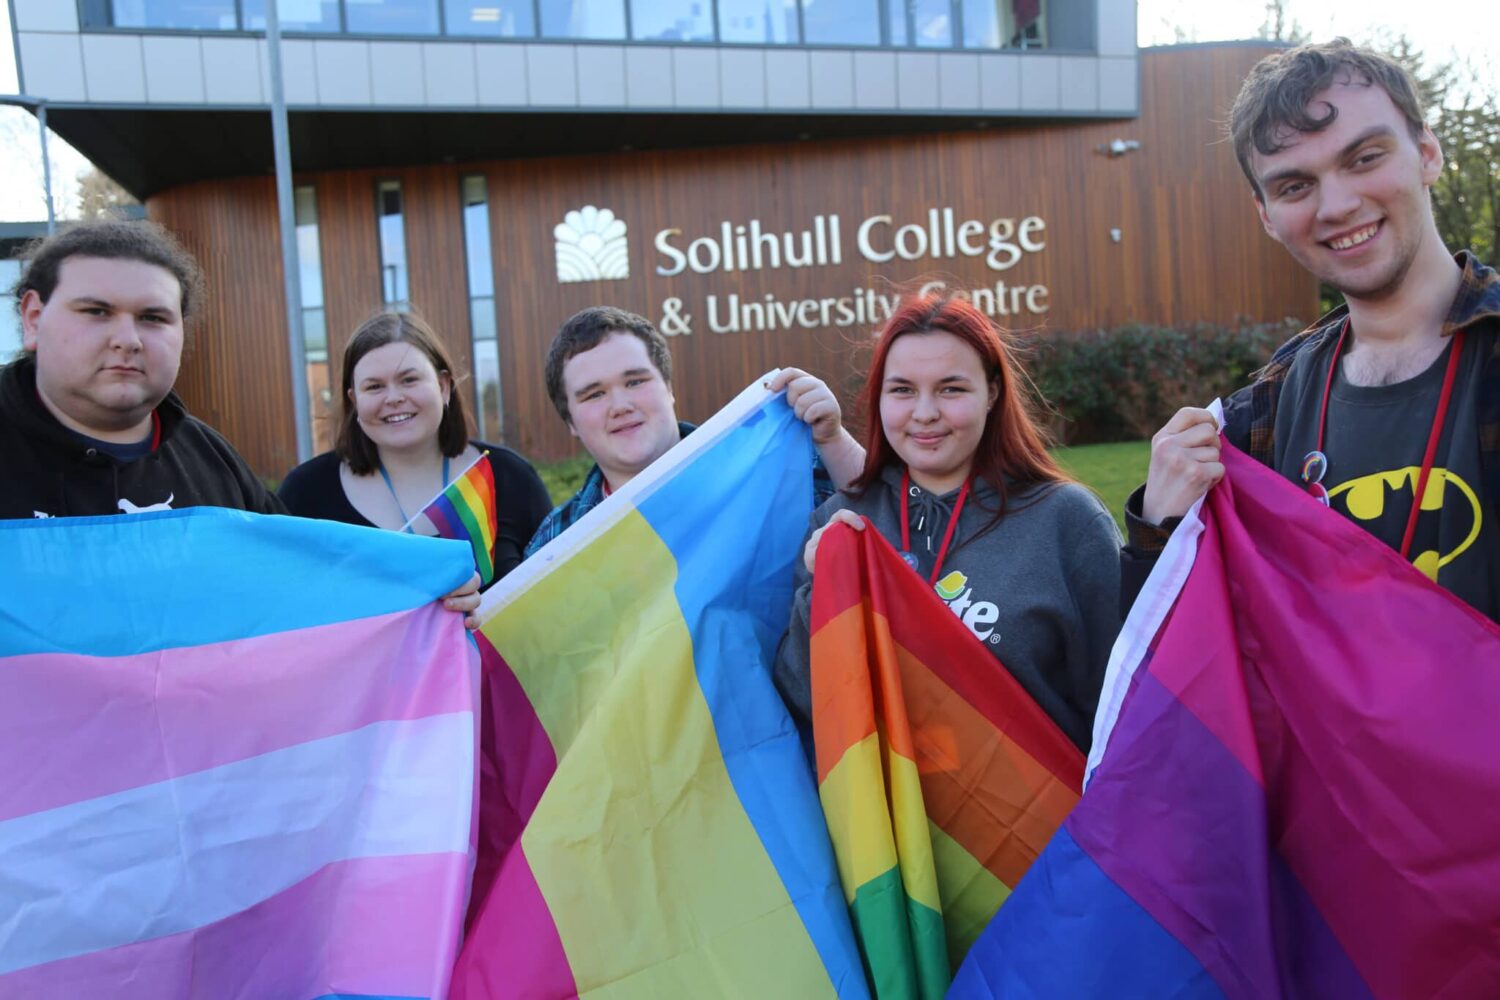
[719, 49, 767, 109]
[424, 43, 480, 106]
[82, 34, 147, 104]
[270, 39, 321, 105]
[939, 53, 981, 110]
[142, 36, 206, 104]
[476, 44, 529, 105]
[896, 52, 939, 110]
[764, 50, 810, 108]
[809, 51, 855, 109]
[1098, 55, 1138, 113]
[369, 42, 426, 106]
[852, 51, 897, 109]
[526, 45, 580, 107]
[625, 46, 673, 107]
[1058, 55, 1099, 112]
[19, 32, 88, 101]
[12, 0, 77, 32]
[978, 54, 1021, 108]
[1019, 53, 1061, 111]
[1097, 0, 1137, 57]
[672, 48, 721, 108]
[577, 46, 627, 107]
[315, 40, 374, 106]
[202, 37, 265, 105]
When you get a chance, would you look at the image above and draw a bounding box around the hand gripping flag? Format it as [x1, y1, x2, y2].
[0, 509, 480, 999]
[952, 438, 1500, 1000]
[452, 376, 868, 1000]
[407, 452, 500, 586]
[809, 522, 1084, 999]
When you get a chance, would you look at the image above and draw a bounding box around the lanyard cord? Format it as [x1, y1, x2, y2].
[1314, 318, 1466, 560]
[378, 455, 450, 533]
[899, 469, 973, 586]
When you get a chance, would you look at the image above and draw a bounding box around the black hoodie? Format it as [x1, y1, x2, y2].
[0, 355, 282, 520]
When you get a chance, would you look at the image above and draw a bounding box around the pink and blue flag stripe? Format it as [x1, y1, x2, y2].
[952, 438, 1500, 999]
[0, 509, 480, 999]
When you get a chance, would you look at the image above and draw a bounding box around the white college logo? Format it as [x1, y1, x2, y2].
[554, 206, 629, 283]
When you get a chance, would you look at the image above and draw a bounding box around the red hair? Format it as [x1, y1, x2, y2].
[848, 291, 1069, 519]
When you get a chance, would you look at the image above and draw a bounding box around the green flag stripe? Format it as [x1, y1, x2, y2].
[848, 865, 950, 1000]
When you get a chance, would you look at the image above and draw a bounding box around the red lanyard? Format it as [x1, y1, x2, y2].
[899, 469, 972, 586]
[1312, 317, 1466, 560]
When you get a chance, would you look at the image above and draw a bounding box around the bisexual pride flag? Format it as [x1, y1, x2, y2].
[953, 438, 1500, 999]
[452, 377, 868, 999]
[810, 522, 1083, 999]
[409, 452, 500, 585]
[0, 510, 480, 999]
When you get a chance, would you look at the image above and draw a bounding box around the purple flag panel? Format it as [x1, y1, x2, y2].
[952, 441, 1500, 1000]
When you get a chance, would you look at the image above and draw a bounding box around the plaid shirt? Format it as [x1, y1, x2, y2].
[1127, 251, 1500, 556]
[524, 420, 837, 559]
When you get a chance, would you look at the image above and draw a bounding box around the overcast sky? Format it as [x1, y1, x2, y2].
[1, 0, 1492, 222]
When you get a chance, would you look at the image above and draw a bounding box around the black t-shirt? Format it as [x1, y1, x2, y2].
[277, 443, 553, 586]
[1273, 331, 1499, 621]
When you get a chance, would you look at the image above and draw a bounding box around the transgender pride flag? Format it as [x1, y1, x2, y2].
[953, 437, 1500, 999]
[0, 509, 480, 999]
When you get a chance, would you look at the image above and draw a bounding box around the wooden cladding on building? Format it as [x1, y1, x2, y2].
[151, 44, 1315, 476]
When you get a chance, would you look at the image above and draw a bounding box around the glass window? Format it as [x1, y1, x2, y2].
[460, 176, 504, 442]
[108, 0, 237, 29]
[961, 0, 1005, 48]
[718, 0, 798, 44]
[0, 260, 22, 362]
[345, 0, 441, 34]
[880, 0, 954, 46]
[242, 0, 342, 32]
[538, 0, 626, 39]
[376, 180, 410, 306]
[800, 0, 879, 46]
[446, 0, 537, 36]
[294, 186, 336, 453]
[631, 0, 713, 41]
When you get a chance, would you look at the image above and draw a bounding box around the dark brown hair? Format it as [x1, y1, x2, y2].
[336, 311, 470, 474]
[544, 306, 672, 422]
[11, 219, 205, 325]
[1229, 38, 1427, 201]
[849, 291, 1069, 525]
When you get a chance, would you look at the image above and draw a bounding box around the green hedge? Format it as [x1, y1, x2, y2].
[1022, 319, 1302, 445]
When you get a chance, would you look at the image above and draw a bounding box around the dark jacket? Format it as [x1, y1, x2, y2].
[0, 355, 281, 520]
[1121, 251, 1500, 611]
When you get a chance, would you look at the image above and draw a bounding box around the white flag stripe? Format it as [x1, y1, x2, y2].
[0, 712, 473, 975]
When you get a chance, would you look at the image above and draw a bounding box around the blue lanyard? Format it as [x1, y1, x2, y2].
[378, 455, 449, 532]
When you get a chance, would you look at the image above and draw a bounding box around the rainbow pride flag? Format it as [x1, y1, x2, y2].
[0, 509, 480, 998]
[452, 377, 868, 999]
[809, 522, 1084, 998]
[414, 452, 499, 585]
[953, 437, 1500, 999]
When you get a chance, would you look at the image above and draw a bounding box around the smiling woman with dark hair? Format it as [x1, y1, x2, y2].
[279, 310, 551, 587]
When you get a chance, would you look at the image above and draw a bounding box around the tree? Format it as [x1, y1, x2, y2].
[76, 167, 137, 221]
[1385, 37, 1500, 263]
[1258, 0, 1308, 45]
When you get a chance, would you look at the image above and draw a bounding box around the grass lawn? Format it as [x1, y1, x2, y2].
[535, 439, 1150, 530]
[1052, 439, 1151, 531]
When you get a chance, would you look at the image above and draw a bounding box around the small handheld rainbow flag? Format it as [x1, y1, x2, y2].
[407, 452, 499, 586]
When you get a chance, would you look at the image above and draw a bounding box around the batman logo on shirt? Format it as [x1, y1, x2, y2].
[1326, 467, 1481, 581]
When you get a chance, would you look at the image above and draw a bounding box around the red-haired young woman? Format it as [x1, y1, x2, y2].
[773, 293, 1122, 751]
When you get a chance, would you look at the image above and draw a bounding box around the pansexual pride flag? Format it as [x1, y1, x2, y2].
[414, 452, 499, 585]
[953, 439, 1500, 999]
[452, 377, 868, 999]
[810, 522, 1083, 999]
[0, 509, 479, 999]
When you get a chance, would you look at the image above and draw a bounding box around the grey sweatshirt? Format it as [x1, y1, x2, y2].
[773, 465, 1123, 752]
